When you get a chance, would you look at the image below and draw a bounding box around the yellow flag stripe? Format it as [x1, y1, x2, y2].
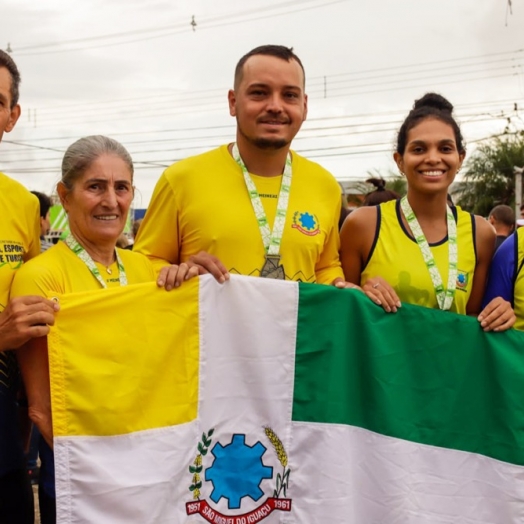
[49, 279, 200, 437]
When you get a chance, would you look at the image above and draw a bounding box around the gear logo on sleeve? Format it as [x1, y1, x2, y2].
[292, 211, 320, 236]
[185, 428, 292, 523]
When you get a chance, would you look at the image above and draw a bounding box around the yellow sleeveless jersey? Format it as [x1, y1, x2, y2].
[513, 228, 524, 330]
[361, 200, 476, 314]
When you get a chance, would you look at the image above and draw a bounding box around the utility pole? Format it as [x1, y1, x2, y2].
[514, 166, 523, 215]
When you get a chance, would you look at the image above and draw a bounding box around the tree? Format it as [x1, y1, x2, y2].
[456, 132, 524, 216]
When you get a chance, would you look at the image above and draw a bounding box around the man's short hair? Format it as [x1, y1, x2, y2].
[489, 204, 515, 227]
[234, 45, 305, 89]
[0, 49, 21, 108]
[30, 191, 52, 219]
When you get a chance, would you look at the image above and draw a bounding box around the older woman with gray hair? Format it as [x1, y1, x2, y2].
[10, 135, 197, 523]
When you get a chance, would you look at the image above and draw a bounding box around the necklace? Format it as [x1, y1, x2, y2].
[400, 196, 457, 311]
[64, 234, 127, 288]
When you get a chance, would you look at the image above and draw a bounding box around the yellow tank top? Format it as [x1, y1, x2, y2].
[513, 228, 524, 330]
[361, 200, 476, 314]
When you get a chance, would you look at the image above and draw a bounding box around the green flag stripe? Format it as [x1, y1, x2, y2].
[293, 283, 524, 466]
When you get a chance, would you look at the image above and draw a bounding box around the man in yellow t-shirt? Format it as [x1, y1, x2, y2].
[135, 45, 347, 287]
[0, 50, 58, 523]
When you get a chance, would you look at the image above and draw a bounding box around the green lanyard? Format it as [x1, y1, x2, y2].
[232, 143, 291, 279]
[400, 196, 457, 311]
[64, 234, 128, 289]
[232, 143, 292, 256]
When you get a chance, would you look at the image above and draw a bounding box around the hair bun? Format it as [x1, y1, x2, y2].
[366, 178, 386, 191]
[413, 93, 453, 114]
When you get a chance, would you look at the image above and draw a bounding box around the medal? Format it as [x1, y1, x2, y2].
[232, 143, 291, 281]
[400, 196, 457, 310]
[260, 255, 285, 279]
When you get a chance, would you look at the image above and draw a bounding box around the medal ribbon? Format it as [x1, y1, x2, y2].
[232, 143, 292, 256]
[64, 234, 128, 288]
[400, 196, 457, 310]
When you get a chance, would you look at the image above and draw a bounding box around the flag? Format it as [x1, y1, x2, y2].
[49, 275, 524, 523]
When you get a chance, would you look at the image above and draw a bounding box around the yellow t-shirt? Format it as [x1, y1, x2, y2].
[361, 200, 476, 314]
[10, 241, 156, 299]
[134, 145, 343, 284]
[0, 172, 40, 474]
[0, 173, 40, 310]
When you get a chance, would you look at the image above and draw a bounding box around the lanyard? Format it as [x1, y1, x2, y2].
[232, 143, 292, 257]
[400, 196, 457, 311]
[64, 234, 128, 288]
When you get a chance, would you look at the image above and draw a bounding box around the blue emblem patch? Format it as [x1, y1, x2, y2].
[292, 211, 321, 236]
[456, 270, 469, 291]
[299, 212, 316, 230]
[205, 434, 273, 509]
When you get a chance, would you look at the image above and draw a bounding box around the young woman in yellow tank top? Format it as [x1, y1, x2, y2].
[340, 93, 515, 332]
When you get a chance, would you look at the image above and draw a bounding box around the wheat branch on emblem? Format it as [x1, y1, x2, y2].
[188, 428, 214, 500]
[264, 426, 290, 498]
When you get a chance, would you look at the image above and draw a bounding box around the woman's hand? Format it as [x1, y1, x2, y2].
[332, 278, 361, 290]
[477, 297, 516, 332]
[157, 263, 200, 291]
[362, 277, 402, 313]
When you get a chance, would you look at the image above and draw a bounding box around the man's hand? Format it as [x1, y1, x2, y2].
[157, 263, 200, 290]
[0, 296, 59, 352]
[187, 251, 230, 284]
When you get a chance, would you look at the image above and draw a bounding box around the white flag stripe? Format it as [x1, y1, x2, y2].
[199, 275, 298, 425]
[197, 275, 298, 519]
[55, 422, 199, 523]
[291, 422, 524, 523]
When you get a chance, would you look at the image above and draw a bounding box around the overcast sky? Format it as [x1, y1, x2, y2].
[1, 0, 523, 207]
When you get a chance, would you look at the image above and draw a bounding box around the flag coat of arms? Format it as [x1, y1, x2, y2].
[49, 275, 524, 523]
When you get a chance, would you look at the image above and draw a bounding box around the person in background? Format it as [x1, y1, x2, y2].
[362, 178, 400, 207]
[31, 191, 53, 252]
[488, 204, 515, 250]
[483, 224, 524, 331]
[516, 204, 524, 229]
[340, 92, 514, 331]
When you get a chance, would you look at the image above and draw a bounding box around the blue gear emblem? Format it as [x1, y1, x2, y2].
[299, 212, 316, 230]
[205, 434, 273, 509]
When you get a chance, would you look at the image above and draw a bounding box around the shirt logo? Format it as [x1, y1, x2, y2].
[456, 270, 469, 291]
[291, 211, 320, 236]
[0, 241, 24, 269]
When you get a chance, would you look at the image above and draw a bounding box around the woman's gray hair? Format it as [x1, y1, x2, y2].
[61, 135, 134, 190]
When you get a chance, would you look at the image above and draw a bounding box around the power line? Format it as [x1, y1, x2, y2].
[11, 0, 347, 56]
[29, 48, 524, 117]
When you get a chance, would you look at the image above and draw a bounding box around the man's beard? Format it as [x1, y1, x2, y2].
[238, 125, 289, 151]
